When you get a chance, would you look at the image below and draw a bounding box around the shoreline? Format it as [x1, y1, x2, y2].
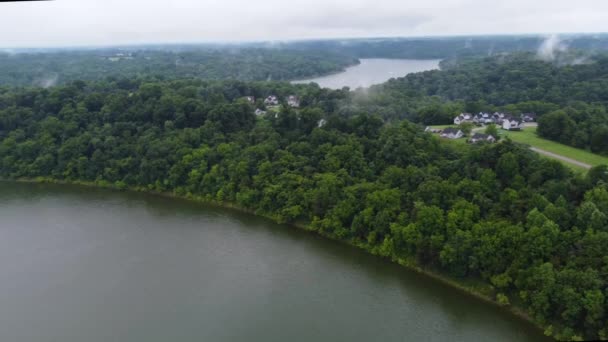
[290, 59, 362, 83]
[291, 58, 442, 85]
[3, 177, 552, 340]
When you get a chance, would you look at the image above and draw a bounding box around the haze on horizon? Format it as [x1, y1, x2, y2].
[1, 0, 607, 48]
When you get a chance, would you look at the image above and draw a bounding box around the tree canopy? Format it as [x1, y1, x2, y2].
[0, 78, 607, 340]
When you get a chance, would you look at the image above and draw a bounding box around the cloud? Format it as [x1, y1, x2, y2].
[0, 0, 607, 47]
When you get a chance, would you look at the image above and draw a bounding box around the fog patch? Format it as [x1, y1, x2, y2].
[35, 73, 59, 88]
[0, 48, 17, 56]
[537, 34, 567, 61]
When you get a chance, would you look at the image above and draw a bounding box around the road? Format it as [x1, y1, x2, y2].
[472, 123, 591, 169]
[529, 147, 592, 170]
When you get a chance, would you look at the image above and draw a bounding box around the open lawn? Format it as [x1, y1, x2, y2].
[429, 124, 607, 172]
[502, 127, 608, 169]
[428, 124, 456, 129]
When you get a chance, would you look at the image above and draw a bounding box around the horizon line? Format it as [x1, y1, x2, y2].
[1, 31, 607, 51]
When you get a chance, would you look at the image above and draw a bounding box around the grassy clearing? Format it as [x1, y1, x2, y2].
[429, 124, 603, 173]
[502, 127, 608, 168]
[428, 124, 457, 129]
[439, 137, 468, 147]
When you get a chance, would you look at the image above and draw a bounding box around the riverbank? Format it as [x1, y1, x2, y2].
[291, 58, 441, 89]
[3, 176, 553, 340]
[290, 59, 362, 83]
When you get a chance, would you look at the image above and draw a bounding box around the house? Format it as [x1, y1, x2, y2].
[473, 113, 484, 125]
[469, 133, 497, 144]
[243, 96, 255, 104]
[521, 113, 537, 122]
[492, 112, 512, 122]
[481, 112, 495, 125]
[102, 53, 134, 62]
[264, 95, 279, 106]
[502, 118, 524, 131]
[473, 112, 495, 125]
[425, 126, 443, 133]
[287, 95, 300, 108]
[255, 109, 267, 116]
[454, 113, 473, 125]
[317, 119, 327, 128]
[440, 128, 465, 139]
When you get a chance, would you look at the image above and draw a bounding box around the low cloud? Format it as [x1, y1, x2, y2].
[35, 73, 59, 88]
[537, 34, 568, 61]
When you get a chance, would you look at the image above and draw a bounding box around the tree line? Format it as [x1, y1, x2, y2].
[0, 48, 358, 87]
[0, 79, 607, 340]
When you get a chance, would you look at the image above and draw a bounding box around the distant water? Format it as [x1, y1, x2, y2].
[0, 182, 549, 342]
[293, 58, 440, 89]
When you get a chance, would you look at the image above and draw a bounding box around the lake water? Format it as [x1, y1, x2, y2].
[293, 58, 441, 89]
[0, 182, 549, 342]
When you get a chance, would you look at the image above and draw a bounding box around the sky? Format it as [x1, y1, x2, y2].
[0, 0, 607, 48]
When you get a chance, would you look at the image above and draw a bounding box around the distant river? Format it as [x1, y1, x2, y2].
[293, 58, 441, 89]
[0, 182, 549, 342]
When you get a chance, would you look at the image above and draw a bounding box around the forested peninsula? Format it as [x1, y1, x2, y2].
[1, 76, 607, 340]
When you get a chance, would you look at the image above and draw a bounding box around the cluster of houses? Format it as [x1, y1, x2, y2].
[264, 95, 300, 108]
[425, 126, 497, 144]
[425, 111, 537, 144]
[454, 112, 536, 131]
[243, 95, 301, 116]
[101, 52, 135, 62]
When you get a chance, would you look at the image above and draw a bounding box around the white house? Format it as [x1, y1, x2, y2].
[502, 119, 524, 131]
[469, 133, 497, 144]
[255, 109, 267, 116]
[425, 126, 443, 133]
[264, 95, 279, 106]
[454, 113, 473, 125]
[287, 95, 300, 108]
[243, 96, 255, 104]
[440, 128, 464, 139]
[521, 113, 537, 122]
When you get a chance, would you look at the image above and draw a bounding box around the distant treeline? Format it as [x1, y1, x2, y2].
[272, 34, 608, 59]
[3, 34, 608, 88]
[0, 48, 359, 87]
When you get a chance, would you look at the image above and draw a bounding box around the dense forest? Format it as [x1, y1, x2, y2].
[0, 48, 358, 86]
[5, 33, 608, 88]
[0, 79, 607, 340]
[269, 34, 608, 59]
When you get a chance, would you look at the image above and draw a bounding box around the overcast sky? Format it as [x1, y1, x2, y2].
[1, 0, 607, 48]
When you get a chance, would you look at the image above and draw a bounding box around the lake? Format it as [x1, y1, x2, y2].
[293, 58, 441, 89]
[0, 182, 549, 342]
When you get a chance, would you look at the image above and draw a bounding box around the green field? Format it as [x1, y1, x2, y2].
[427, 125, 468, 147]
[428, 125, 457, 129]
[502, 127, 608, 168]
[429, 125, 608, 172]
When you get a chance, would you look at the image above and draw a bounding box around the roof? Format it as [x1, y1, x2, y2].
[442, 128, 462, 134]
[471, 133, 495, 140]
